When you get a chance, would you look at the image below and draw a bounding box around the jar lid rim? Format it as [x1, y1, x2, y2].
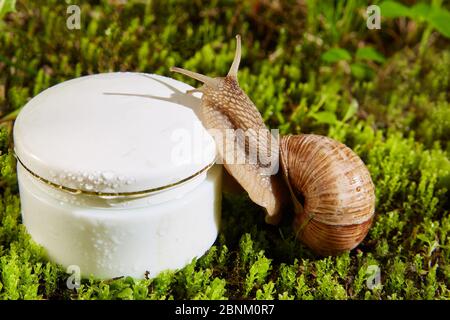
[16, 154, 215, 197]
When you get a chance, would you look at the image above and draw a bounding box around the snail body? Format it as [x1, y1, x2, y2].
[171, 37, 287, 225]
[171, 35, 375, 255]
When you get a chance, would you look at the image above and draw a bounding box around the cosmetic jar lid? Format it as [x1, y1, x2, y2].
[13, 72, 216, 195]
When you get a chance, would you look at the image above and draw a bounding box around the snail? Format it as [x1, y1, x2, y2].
[171, 35, 375, 256]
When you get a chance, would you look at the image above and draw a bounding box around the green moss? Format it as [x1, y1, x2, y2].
[0, 0, 449, 300]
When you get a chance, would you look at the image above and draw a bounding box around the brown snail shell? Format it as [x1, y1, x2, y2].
[280, 134, 375, 255]
[171, 35, 376, 255]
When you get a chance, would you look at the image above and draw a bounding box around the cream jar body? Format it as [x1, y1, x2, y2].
[18, 163, 222, 279]
[13, 73, 221, 279]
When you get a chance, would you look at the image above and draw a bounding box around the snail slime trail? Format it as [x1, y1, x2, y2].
[171, 35, 376, 256]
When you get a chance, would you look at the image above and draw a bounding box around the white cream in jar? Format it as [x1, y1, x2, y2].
[13, 73, 221, 279]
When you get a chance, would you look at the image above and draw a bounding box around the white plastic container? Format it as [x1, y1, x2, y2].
[13, 72, 222, 279]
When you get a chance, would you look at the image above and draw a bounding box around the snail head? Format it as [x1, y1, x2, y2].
[170, 35, 242, 95]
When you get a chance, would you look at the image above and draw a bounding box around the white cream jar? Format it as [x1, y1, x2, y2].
[13, 72, 221, 279]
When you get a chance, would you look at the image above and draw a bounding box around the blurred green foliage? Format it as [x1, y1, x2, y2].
[0, 0, 15, 21]
[380, 0, 450, 38]
[0, 0, 449, 300]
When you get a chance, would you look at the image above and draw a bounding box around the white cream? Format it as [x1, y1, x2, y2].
[14, 73, 221, 279]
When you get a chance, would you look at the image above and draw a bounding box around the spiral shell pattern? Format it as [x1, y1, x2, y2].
[280, 134, 375, 255]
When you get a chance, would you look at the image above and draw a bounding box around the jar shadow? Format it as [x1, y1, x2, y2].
[102, 73, 203, 120]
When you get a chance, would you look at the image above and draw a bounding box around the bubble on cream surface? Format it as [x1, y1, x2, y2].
[50, 169, 139, 193]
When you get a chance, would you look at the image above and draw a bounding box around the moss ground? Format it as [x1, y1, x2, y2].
[0, 0, 449, 300]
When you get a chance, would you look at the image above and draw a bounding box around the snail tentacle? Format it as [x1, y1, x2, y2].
[227, 35, 241, 78]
